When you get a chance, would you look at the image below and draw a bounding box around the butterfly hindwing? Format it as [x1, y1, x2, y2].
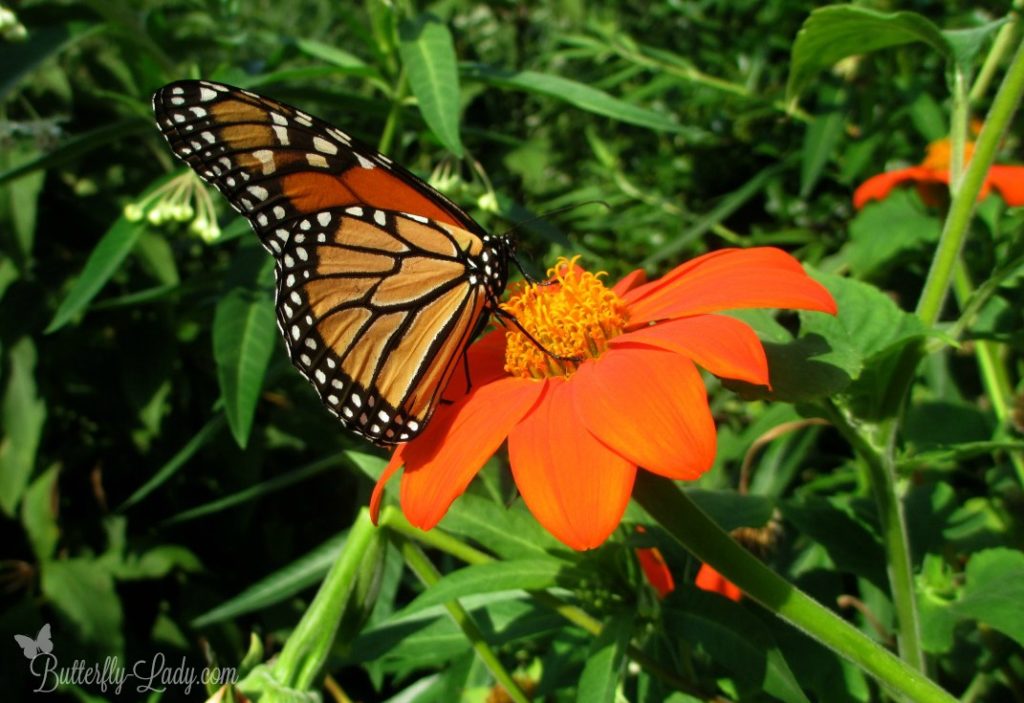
[274, 205, 491, 442]
[152, 80, 510, 444]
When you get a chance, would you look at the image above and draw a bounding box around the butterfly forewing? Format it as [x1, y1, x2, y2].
[152, 80, 509, 444]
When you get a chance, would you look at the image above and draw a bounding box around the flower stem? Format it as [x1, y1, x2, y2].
[821, 402, 925, 672]
[952, 265, 1024, 487]
[969, 1, 1024, 104]
[397, 538, 531, 703]
[379, 506, 707, 697]
[916, 33, 1024, 326]
[272, 508, 382, 691]
[633, 474, 957, 703]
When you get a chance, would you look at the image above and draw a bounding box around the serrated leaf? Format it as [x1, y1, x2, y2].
[953, 548, 1024, 648]
[214, 272, 276, 449]
[399, 14, 464, 157]
[399, 560, 572, 616]
[787, 7, 950, 103]
[847, 189, 942, 278]
[46, 215, 144, 332]
[465, 64, 680, 133]
[577, 612, 632, 703]
[0, 338, 47, 516]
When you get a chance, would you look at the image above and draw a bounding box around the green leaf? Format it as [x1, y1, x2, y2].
[399, 15, 464, 157]
[133, 231, 180, 286]
[577, 612, 632, 703]
[0, 24, 72, 100]
[846, 189, 942, 278]
[118, 414, 226, 511]
[112, 545, 202, 580]
[399, 560, 573, 616]
[787, 7, 950, 103]
[295, 38, 371, 71]
[465, 64, 680, 133]
[0, 338, 47, 516]
[41, 558, 124, 653]
[21, 465, 60, 561]
[441, 492, 565, 559]
[800, 111, 845, 198]
[800, 271, 929, 419]
[0, 142, 46, 264]
[0, 119, 152, 187]
[214, 269, 276, 449]
[46, 215, 144, 333]
[685, 489, 774, 531]
[192, 531, 347, 627]
[953, 548, 1024, 648]
[943, 19, 1008, 76]
[782, 497, 887, 590]
[665, 590, 811, 703]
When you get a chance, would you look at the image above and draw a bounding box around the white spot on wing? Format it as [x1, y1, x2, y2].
[306, 153, 328, 168]
[199, 87, 217, 102]
[313, 136, 338, 155]
[355, 154, 375, 170]
[317, 212, 332, 226]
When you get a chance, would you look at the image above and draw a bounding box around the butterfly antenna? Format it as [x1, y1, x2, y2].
[501, 200, 610, 285]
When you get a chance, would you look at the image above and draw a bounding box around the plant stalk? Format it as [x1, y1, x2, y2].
[633, 474, 956, 703]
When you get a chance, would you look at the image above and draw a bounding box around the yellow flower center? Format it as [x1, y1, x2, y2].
[501, 256, 627, 379]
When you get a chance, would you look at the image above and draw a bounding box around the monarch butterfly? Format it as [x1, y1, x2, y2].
[152, 80, 515, 445]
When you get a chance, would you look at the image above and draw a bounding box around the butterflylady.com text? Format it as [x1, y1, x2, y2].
[29, 652, 237, 695]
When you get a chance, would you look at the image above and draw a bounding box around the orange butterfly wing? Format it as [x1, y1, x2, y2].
[153, 80, 509, 443]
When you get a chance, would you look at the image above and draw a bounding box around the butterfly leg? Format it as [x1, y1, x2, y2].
[490, 306, 582, 363]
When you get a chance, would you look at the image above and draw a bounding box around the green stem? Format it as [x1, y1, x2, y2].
[822, 403, 925, 671]
[380, 507, 708, 697]
[378, 69, 407, 155]
[273, 509, 382, 690]
[952, 265, 1024, 487]
[949, 67, 969, 191]
[916, 34, 1024, 326]
[398, 538, 531, 703]
[633, 474, 957, 703]
[969, 1, 1024, 104]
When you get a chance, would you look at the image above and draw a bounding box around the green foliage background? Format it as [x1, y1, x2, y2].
[1, 1, 1022, 701]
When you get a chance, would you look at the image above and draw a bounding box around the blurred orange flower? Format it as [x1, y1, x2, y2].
[371, 248, 836, 550]
[853, 135, 1024, 209]
[635, 526, 675, 598]
[695, 563, 742, 602]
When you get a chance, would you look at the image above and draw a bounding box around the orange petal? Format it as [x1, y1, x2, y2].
[988, 165, 1024, 206]
[852, 166, 939, 209]
[623, 248, 836, 324]
[399, 376, 544, 530]
[636, 544, 675, 598]
[370, 445, 407, 524]
[612, 268, 647, 296]
[440, 327, 509, 404]
[571, 347, 716, 480]
[695, 563, 742, 602]
[507, 378, 637, 550]
[616, 314, 769, 386]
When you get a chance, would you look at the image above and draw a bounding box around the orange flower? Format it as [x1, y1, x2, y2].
[695, 563, 742, 602]
[370, 248, 836, 550]
[635, 525, 675, 598]
[853, 136, 1024, 209]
